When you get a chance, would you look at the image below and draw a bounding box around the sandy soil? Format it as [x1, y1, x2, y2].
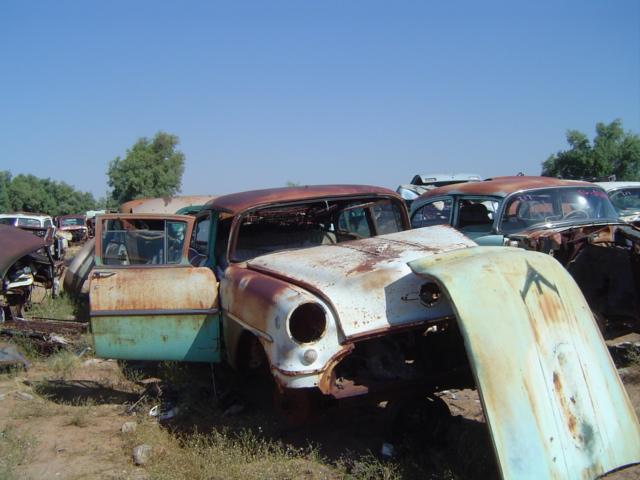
[1, 341, 639, 480]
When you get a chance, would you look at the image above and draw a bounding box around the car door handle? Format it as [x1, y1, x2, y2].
[92, 271, 116, 279]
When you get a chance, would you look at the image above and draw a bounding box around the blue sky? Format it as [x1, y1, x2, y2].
[1, 1, 638, 199]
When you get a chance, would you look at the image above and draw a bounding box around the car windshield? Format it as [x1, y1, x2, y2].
[17, 218, 42, 227]
[233, 197, 405, 261]
[500, 187, 619, 233]
[608, 187, 640, 213]
[0, 217, 17, 225]
[61, 217, 84, 226]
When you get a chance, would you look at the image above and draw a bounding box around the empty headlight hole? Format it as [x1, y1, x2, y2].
[288, 303, 326, 343]
[419, 282, 442, 307]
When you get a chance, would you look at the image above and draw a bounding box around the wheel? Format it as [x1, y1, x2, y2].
[385, 394, 451, 445]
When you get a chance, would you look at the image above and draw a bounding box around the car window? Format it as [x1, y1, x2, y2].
[44, 218, 52, 227]
[372, 201, 404, 234]
[0, 217, 17, 225]
[191, 216, 211, 255]
[338, 206, 371, 237]
[17, 218, 41, 227]
[609, 188, 640, 212]
[101, 218, 187, 266]
[500, 187, 618, 233]
[233, 198, 405, 262]
[456, 198, 498, 234]
[411, 199, 452, 228]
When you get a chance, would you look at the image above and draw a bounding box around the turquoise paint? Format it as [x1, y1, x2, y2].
[92, 313, 221, 362]
[409, 247, 640, 479]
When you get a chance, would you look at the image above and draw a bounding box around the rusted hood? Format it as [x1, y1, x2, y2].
[409, 247, 640, 479]
[246, 226, 476, 339]
[0, 224, 47, 279]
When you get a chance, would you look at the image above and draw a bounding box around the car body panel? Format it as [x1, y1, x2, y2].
[0, 224, 47, 279]
[246, 226, 476, 340]
[409, 247, 640, 479]
[89, 214, 220, 362]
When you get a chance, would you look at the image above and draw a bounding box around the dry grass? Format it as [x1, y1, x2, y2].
[46, 350, 80, 380]
[0, 426, 35, 480]
[123, 419, 404, 480]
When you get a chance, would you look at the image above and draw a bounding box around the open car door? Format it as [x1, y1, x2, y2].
[89, 214, 220, 362]
[409, 247, 640, 480]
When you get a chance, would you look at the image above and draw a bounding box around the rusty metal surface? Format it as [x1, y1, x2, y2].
[63, 238, 96, 296]
[90, 267, 218, 312]
[119, 195, 217, 214]
[419, 176, 594, 200]
[0, 224, 47, 278]
[246, 226, 475, 340]
[205, 185, 401, 215]
[409, 247, 640, 479]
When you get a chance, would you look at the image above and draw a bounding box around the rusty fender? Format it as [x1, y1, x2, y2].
[220, 266, 346, 389]
[409, 247, 640, 480]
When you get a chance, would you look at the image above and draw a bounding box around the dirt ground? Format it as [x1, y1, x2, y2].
[1, 337, 640, 480]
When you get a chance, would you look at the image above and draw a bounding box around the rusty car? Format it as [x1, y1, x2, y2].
[86, 184, 640, 479]
[0, 225, 62, 319]
[410, 176, 640, 332]
[56, 214, 89, 243]
[596, 181, 640, 227]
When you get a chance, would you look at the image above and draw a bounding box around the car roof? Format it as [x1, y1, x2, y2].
[0, 212, 51, 220]
[419, 176, 595, 200]
[205, 185, 401, 215]
[595, 181, 640, 191]
[411, 173, 483, 185]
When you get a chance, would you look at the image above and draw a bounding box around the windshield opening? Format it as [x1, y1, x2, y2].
[61, 217, 85, 226]
[609, 188, 640, 213]
[500, 187, 618, 234]
[233, 197, 405, 262]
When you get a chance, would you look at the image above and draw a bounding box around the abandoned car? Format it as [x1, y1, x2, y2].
[87, 185, 640, 479]
[410, 176, 640, 332]
[0, 225, 62, 319]
[396, 173, 482, 206]
[596, 181, 640, 227]
[56, 214, 89, 243]
[0, 212, 67, 260]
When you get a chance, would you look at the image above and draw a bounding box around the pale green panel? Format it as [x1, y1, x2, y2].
[92, 314, 221, 363]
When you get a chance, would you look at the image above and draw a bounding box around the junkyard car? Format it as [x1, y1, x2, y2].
[87, 185, 640, 479]
[0, 212, 67, 260]
[0, 225, 61, 319]
[410, 176, 640, 331]
[396, 173, 482, 206]
[596, 181, 640, 227]
[56, 214, 89, 243]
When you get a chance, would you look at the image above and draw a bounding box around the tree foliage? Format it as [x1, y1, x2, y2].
[107, 131, 185, 206]
[542, 119, 640, 181]
[0, 171, 98, 216]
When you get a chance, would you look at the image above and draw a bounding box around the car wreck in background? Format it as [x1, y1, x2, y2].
[596, 181, 640, 227]
[0, 212, 67, 261]
[410, 176, 640, 333]
[396, 173, 482, 206]
[0, 225, 62, 319]
[56, 214, 88, 243]
[85, 185, 640, 478]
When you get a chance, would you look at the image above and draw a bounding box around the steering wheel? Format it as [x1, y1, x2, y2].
[563, 209, 589, 220]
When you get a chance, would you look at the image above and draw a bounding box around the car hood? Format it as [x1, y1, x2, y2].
[0, 225, 47, 279]
[409, 247, 640, 479]
[246, 226, 476, 340]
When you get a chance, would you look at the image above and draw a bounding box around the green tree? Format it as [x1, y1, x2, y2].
[1, 172, 97, 215]
[0, 171, 12, 212]
[542, 119, 640, 181]
[107, 131, 185, 205]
